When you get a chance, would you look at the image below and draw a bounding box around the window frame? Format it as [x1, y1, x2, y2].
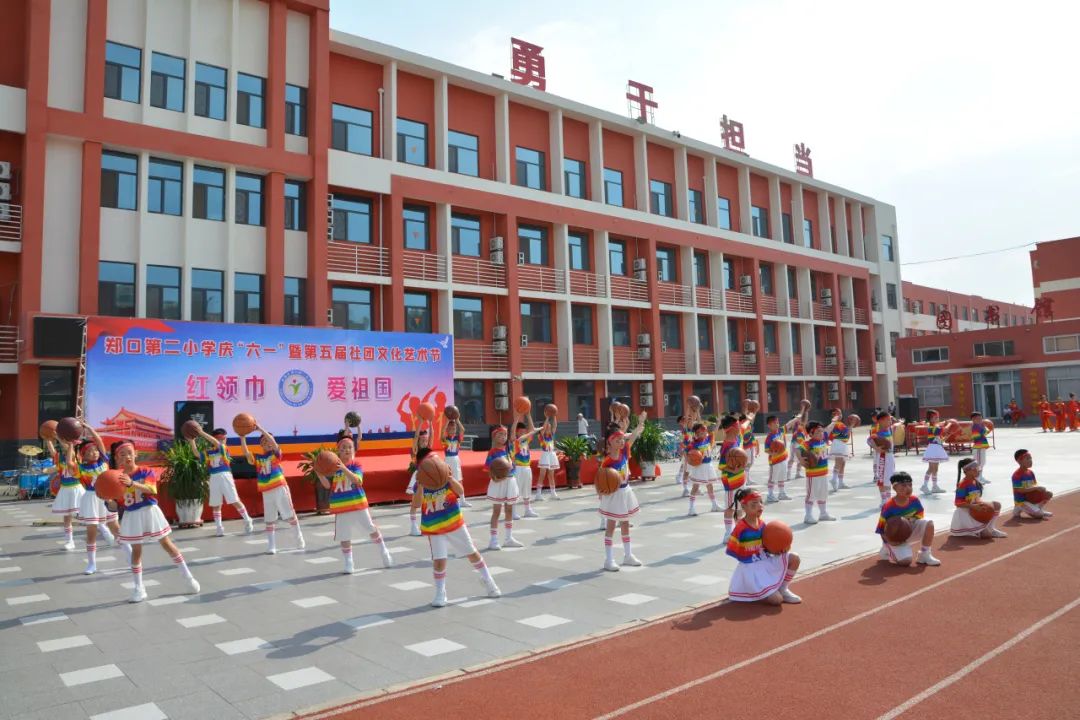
[656, 247, 676, 283]
[192, 165, 226, 221]
[568, 232, 590, 271]
[649, 179, 673, 217]
[563, 157, 586, 199]
[717, 196, 732, 230]
[782, 212, 794, 243]
[145, 264, 181, 320]
[520, 301, 553, 343]
[611, 308, 631, 346]
[881, 234, 895, 262]
[659, 313, 681, 349]
[912, 347, 950, 364]
[397, 117, 428, 166]
[693, 252, 708, 287]
[514, 146, 546, 190]
[284, 179, 306, 231]
[404, 291, 432, 333]
[234, 172, 265, 226]
[147, 157, 183, 216]
[332, 103, 374, 156]
[688, 188, 704, 224]
[193, 62, 227, 121]
[608, 239, 626, 276]
[697, 316, 712, 350]
[759, 263, 774, 295]
[190, 268, 224, 322]
[603, 168, 623, 207]
[236, 72, 266, 129]
[233, 272, 265, 324]
[571, 304, 594, 345]
[331, 194, 372, 244]
[331, 286, 374, 330]
[448, 130, 479, 176]
[803, 218, 814, 248]
[149, 51, 186, 112]
[886, 283, 898, 310]
[283, 277, 305, 326]
[750, 205, 769, 238]
[284, 83, 307, 136]
[1043, 334, 1080, 354]
[403, 204, 430, 251]
[518, 224, 549, 266]
[100, 151, 139, 211]
[450, 213, 481, 257]
[98, 261, 136, 318]
[913, 375, 953, 407]
[452, 296, 484, 340]
[104, 41, 142, 104]
[973, 340, 1015, 358]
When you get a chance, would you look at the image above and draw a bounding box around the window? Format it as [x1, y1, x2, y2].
[147, 158, 182, 216]
[607, 380, 632, 406]
[697, 316, 712, 350]
[234, 173, 264, 226]
[405, 292, 431, 333]
[727, 318, 738, 352]
[790, 324, 801, 353]
[331, 195, 371, 243]
[759, 263, 774, 295]
[451, 213, 480, 256]
[886, 283, 898, 310]
[567, 381, 596, 420]
[961, 306, 969, 321]
[453, 296, 484, 340]
[100, 151, 138, 210]
[659, 313, 680, 349]
[664, 380, 683, 418]
[1044, 334, 1080, 354]
[803, 218, 815, 248]
[787, 267, 798, 298]
[568, 232, 589, 271]
[397, 118, 428, 166]
[520, 302, 552, 343]
[403, 205, 429, 251]
[191, 269, 223, 322]
[448, 131, 478, 176]
[193, 166, 226, 221]
[693, 252, 708, 287]
[914, 375, 952, 407]
[194, 62, 227, 120]
[332, 104, 374, 155]
[564, 158, 586, 199]
[913, 347, 949, 364]
[717, 196, 732, 230]
[571, 305, 593, 344]
[234, 272, 264, 324]
[518, 225, 548, 265]
[603, 168, 623, 206]
[890, 331, 899, 358]
[611, 309, 630, 346]
[881, 234, 895, 262]
[723, 259, 735, 291]
[782, 213, 793, 243]
[236, 73, 265, 128]
[149, 52, 185, 111]
[929, 302, 937, 317]
[1046, 365, 1080, 400]
[649, 179, 672, 217]
[973, 340, 1015, 357]
[689, 189, 704, 224]
[608, 239, 626, 276]
[515, 147, 545, 190]
[453, 380, 486, 425]
[98, 261, 135, 317]
[763, 323, 778, 354]
[104, 41, 141, 103]
[905, 298, 912, 312]
[751, 206, 769, 238]
[913, 300, 922, 315]
[39, 368, 76, 426]
[656, 247, 676, 282]
[284, 180, 306, 231]
[331, 287, 372, 330]
[146, 265, 180, 320]
[284, 277, 305, 326]
[972, 308, 979, 322]
[523, 381, 554, 420]
[285, 84, 307, 136]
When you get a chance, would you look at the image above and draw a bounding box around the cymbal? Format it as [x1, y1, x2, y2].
[18, 445, 44, 456]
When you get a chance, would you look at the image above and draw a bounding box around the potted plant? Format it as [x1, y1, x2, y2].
[298, 447, 332, 514]
[630, 417, 664, 481]
[161, 440, 209, 528]
[555, 436, 590, 489]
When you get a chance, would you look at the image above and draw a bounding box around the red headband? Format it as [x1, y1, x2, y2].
[115, 440, 135, 454]
[740, 490, 762, 504]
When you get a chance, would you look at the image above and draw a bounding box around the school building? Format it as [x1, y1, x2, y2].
[900, 281, 1032, 337]
[0, 0, 908, 450]
[1030, 236, 1080, 321]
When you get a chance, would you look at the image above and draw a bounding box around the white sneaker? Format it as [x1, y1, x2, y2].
[409, 523, 422, 537]
[523, 508, 539, 519]
[603, 558, 620, 572]
[431, 588, 448, 607]
[62, 540, 76, 551]
[916, 550, 941, 566]
[1042, 510, 1054, 518]
[295, 534, 306, 551]
[265, 545, 277, 555]
[780, 588, 802, 604]
[129, 586, 148, 603]
[512, 511, 522, 521]
[484, 578, 502, 598]
[459, 498, 473, 508]
[766, 494, 778, 504]
[710, 503, 722, 513]
[380, 549, 393, 568]
[837, 481, 850, 490]
[818, 512, 837, 521]
[243, 518, 255, 535]
[101, 529, 116, 546]
[83, 564, 96, 575]
[503, 537, 524, 548]
[533, 492, 544, 502]
[621, 553, 643, 567]
[343, 556, 355, 574]
[919, 484, 930, 495]
[681, 487, 690, 498]
[687, 507, 698, 517]
[803, 513, 817, 525]
[550, 492, 560, 501]
[778, 491, 791, 501]
[487, 539, 501, 551]
[931, 485, 946, 494]
[990, 528, 1008, 538]
[879, 545, 891, 561]
[215, 525, 225, 537]
[186, 576, 201, 594]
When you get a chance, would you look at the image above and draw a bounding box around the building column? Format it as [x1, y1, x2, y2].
[704, 158, 719, 228]
[264, 172, 285, 324]
[553, 222, 571, 371]
[850, 202, 865, 260]
[306, 7, 330, 324]
[633, 133, 649, 213]
[588, 120, 604, 202]
[77, 142, 103, 314]
[674, 146, 689, 221]
[266, 0, 286, 152]
[835, 198, 850, 257]
[831, 273, 846, 402]
[594, 229, 613, 373]
[433, 74, 448, 171]
[737, 166, 752, 235]
[382, 61, 397, 161]
[83, 0, 106, 116]
[818, 192, 833, 253]
[386, 192, 405, 331]
[501, 214, 523, 390]
[495, 93, 510, 183]
[548, 108, 565, 195]
[751, 257, 768, 411]
[643, 236, 663, 415]
[768, 175, 783, 243]
[791, 181, 805, 248]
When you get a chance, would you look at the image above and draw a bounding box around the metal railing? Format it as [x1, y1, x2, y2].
[817, 357, 840, 375]
[401, 249, 447, 283]
[613, 346, 652, 374]
[760, 295, 779, 315]
[521, 346, 562, 372]
[661, 349, 688, 374]
[699, 349, 715, 374]
[765, 353, 782, 374]
[518, 265, 566, 294]
[656, 282, 692, 307]
[854, 307, 869, 325]
[794, 356, 806, 375]
[729, 351, 758, 375]
[695, 286, 724, 310]
[0, 204, 21, 243]
[0, 325, 17, 362]
[812, 302, 835, 322]
[452, 256, 507, 289]
[572, 346, 600, 373]
[609, 275, 650, 303]
[789, 298, 802, 318]
[725, 290, 755, 313]
[453, 343, 508, 372]
[568, 270, 607, 298]
[326, 242, 389, 277]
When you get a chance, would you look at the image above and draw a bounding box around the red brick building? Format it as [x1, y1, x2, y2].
[901, 281, 1031, 336]
[1031, 237, 1080, 322]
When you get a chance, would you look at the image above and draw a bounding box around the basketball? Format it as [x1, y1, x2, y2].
[687, 449, 703, 467]
[613, 402, 630, 419]
[39, 420, 58, 441]
[884, 516, 913, 544]
[490, 455, 513, 480]
[688, 395, 702, 411]
[873, 435, 891, 451]
[56, 417, 82, 443]
[846, 414, 861, 428]
[595, 466, 622, 494]
[345, 411, 361, 428]
[444, 405, 460, 421]
[1025, 487, 1049, 505]
[544, 403, 558, 418]
[314, 450, 340, 477]
[984, 419, 995, 433]
[968, 501, 996, 524]
[762, 520, 793, 554]
[94, 469, 126, 501]
[725, 446, 748, 471]
[232, 413, 257, 436]
[418, 455, 451, 490]
[514, 396, 532, 415]
[770, 438, 785, 453]
[181, 420, 202, 441]
[745, 398, 760, 414]
[800, 398, 811, 409]
[417, 402, 436, 422]
[891, 423, 906, 446]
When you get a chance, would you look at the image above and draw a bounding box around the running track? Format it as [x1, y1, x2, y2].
[302, 492, 1080, 720]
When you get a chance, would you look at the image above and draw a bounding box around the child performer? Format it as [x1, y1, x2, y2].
[686, 420, 722, 516]
[1011, 449, 1054, 519]
[970, 412, 991, 484]
[763, 415, 790, 503]
[318, 430, 393, 574]
[189, 427, 254, 537]
[950, 458, 1007, 538]
[535, 412, 560, 501]
[416, 449, 501, 607]
[785, 403, 809, 482]
[739, 408, 759, 487]
[240, 425, 305, 554]
[825, 409, 851, 492]
[919, 410, 949, 495]
[75, 425, 126, 574]
[512, 411, 542, 518]
[676, 415, 692, 498]
[726, 488, 801, 604]
[872, 411, 895, 506]
[718, 415, 746, 541]
[48, 438, 84, 550]
[113, 441, 200, 602]
[801, 422, 837, 523]
[599, 413, 647, 572]
[405, 425, 432, 535]
[876, 472, 941, 566]
[485, 425, 522, 549]
[441, 413, 471, 508]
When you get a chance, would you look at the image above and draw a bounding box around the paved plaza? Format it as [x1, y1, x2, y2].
[0, 427, 1075, 720]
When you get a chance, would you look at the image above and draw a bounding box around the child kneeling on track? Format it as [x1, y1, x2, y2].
[726, 488, 801, 605]
[1011, 449, 1054, 519]
[876, 472, 941, 567]
[950, 457, 1007, 539]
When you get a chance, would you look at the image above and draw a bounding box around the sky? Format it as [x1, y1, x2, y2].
[328, 0, 1080, 306]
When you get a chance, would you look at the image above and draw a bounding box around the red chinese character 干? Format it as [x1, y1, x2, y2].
[626, 80, 658, 124]
[510, 37, 546, 91]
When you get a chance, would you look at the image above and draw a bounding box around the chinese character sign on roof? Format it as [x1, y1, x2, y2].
[510, 37, 546, 91]
[720, 114, 746, 153]
[626, 80, 657, 124]
[985, 304, 1000, 327]
[936, 309, 953, 331]
[1033, 297, 1054, 323]
[794, 143, 813, 176]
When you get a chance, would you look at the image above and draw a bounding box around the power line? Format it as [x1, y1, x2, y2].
[901, 242, 1035, 266]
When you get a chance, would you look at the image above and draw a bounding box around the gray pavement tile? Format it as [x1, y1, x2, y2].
[155, 689, 249, 720]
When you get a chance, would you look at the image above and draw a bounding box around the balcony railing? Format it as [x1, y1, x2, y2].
[0, 204, 21, 243]
[518, 265, 566, 294]
[661, 349, 689, 374]
[0, 325, 17, 362]
[695, 286, 724, 310]
[572, 346, 600, 373]
[613, 346, 652, 374]
[402, 249, 447, 283]
[759, 295, 779, 316]
[725, 290, 755, 314]
[858, 358, 871, 376]
[327, 242, 389, 277]
[789, 298, 802, 318]
[818, 357, 840, 375]
[568, 270, 607, 298]
[843, 359, 857, 374]
[812, 302, 835, 322]
[452, 256, 507, 289]
[854, 307, 869, 325]
[521, 346, 562, 373]
[454, 343, 508, 372]
[656, 282, 692, 307]
[699, 349, 715, 374]
[764, 353, 782, 374]
[729, 351, 759, 375]
[609, 275, 650, 303]
[794, 356, 807, 375]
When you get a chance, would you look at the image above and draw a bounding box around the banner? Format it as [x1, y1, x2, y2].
[84, 318, 454, 454]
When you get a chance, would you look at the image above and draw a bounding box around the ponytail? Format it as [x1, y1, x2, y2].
[957, 457, 975, 488]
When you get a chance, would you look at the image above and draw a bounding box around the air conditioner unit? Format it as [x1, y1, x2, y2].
[660, 341, 668, 352]
[634, 269, 648, 282]
[520, 334, 529, 348]
[743, 341, 757, 353]
[494, 396, 510, 411]
[640, 382, 654, 395]
[822, 295, 833, 307]
[326, 308, 334, 323]
[0, 204, 9, 222]
[633, 258, 647, 271]
[517, 251, 526, 265]
[494, 381, 509, 396]
[824, 345, 838, 356]
[0, 161, 10, 179]
[492, 325, 508, 340]
[849, 391, 858, 401]
[821, 288, 833, 300]
[640, 393, 654, 408]
[747, 381, 760, 393]
[326, 193, 335, 240]
[824, 357, 838, 367]
[636, 347, 651, 360]
[637, 333, 651, 346]
[828, 382, 839, 392]
[491, 340, 508, 356]
[739, 274, 753, 288]
[490, 250, 505, 265]
[0, 183, 9, 201]
[489, 236, 504, 251]
[741, 284, 753, 296]
[827, 391, 840, 401]
[745, 354, 758, 365]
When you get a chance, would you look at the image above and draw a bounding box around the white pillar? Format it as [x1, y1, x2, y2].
[768, 176, 783, 242]
[704, 158, 719, 227]
[674, 146, 689, 221]
[382, 61, 397, 162]
[589, 120, 604, 202]
[835, 197, 849, 257]
[737, 166, 752, 235]
[495, 92, 510, 183]
[433, 75, 448, 172]
[634, 132, 649, 212]
[791, 181, 806, 248]
[549, 108, 565, 195]
[818, 192, 832, 253]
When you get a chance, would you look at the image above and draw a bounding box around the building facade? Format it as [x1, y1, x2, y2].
[1030, 236, 1080, 321]
[900, 281, 1031, 337]
[0, 0, 907, 445]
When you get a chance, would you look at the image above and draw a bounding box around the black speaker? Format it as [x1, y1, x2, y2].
[897, 396, 920, 423]
[34, 316, 85, 358]
[174, 401, 214, 439]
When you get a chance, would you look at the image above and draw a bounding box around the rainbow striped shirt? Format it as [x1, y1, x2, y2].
[484, 446, 509, 469]
[1011, 468, 1037, 506]
[876, 496, 924, 535]
[200, 445, 232, 475]
[719, 438, 744, 489]
[971, 423, 990, 450]
[329, 461, 368, 514]
[54, 452, 80, 488]
[78, 458, 108, 491]
[741, 423, 755, 450]
[601, 446, 629, 483]
[123, 466, 158, 510]
[420, 484, 465, 535]
[765, 430, 788, 465]
[954, 477, 984, 507]
[829, 422, 850, 442]
[875, 426, 894, 455]
[539, 429, 555, 453]
[442, 430, 462, 457]
[681, 429, 693, 453]
[254, 449, 286, 493]
[512, 436, 532, 467]
[928, 422, 943, 444]
[691, 436, 712, 463]
[805, 439, 829, 478]
[791, 427, 807, 448]
[725, 518, 765, 564]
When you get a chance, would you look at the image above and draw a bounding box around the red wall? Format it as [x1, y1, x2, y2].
[646, 142, 674, 185]
[396, 71, 434, 165]
[562, 116, 590, 197]
[601, 129, 635, 208]
[902, 281, 1031, 327]
[749, 173, 770, 215]
[687, 154, 705, 194]
[448, 84, 495, 180]
[803, 189, 820, 249]
[0, 0, 28, 88]
[1030, 237, 1080, 320]
[716, 162, 739, 230]
[328, 54, 383, 157]
[508, 102, 550, 189]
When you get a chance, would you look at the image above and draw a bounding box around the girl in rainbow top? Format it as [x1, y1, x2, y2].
[241, 425, 305, 555]
[950, 457, 1007, 538]
[406, 424, 432, 535]
[317, 429, 393, 575]
[763, 415, 790, 503]
[686, 420, 721, 517]
[416, 449, 501, 608]
[441, 415, 471, 508]
[599, 413, 647, 572]
[920, 410, 949, 495]
[512, 411, 541, 519]
[800, 422, 837, 524]
[47, 437, 84, 551]
[876, 471, 940, 566]
[726, 488, 801, 605]
[785, 409, 809, 482]
[75, 425, 127, 574]
[485, 424, 524, 550]
[825, 409, 851, 492]
[1011, 449, 1053, 519]
[739, 413, 757, 487]
[534, 413, 560, 501]
[718, 415, 746, 540]
[871, 411, 896, 506]
[970, 412, 992, 485]
[112, 440, 200, 603]
[677, 415, 693, 498]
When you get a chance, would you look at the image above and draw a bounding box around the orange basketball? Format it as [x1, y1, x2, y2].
[94, 469, 127, 501]
[846, 414, 861, 428]
[884, 516, 913, 544]
[745, 398, 760, 414]
[56, 417, 83, 443]
[968, 501, 996, 524]
[232, 413, 257, 436]
[762, 520, 793, 554]
[514, 396, 532, 415]
[444, 405, 460, 421]
[417, 402, 436, 422]
[984, 419, 995, 433]
[490, 456, 513, 480]
[613, 402, 630, 419]
[596, 466, 622, 494]
[873, 435, 891, 451]
[687, 449, 703, 467]
[39, 420, 58, 441]
[725, 446, 748, 471]
[418, 454, 451, 490]
[314, 450, 340, 477]
[769, 438, 786, 453]
[181, 420, 202, 441]
[687, 395, 702, 411]
[544, 403, 558, 418]
[1025, 487, 1049, 505]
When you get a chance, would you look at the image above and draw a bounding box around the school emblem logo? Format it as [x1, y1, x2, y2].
[278, 370, 314, 407]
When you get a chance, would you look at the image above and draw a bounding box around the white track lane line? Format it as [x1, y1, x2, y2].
[876, 595, 1080, 720]
[592, 522, 1080, 720]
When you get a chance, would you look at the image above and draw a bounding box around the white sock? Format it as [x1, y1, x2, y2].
[433, 569, 446, 594]
[131, 563, 144, 589]
[604, 537, 614, 563]
[621, 534, 632, 556]
[266, 523, 277, 551]
[503, 521, 514, 542]
[472, 558, 492, 582]
[173, 553, 193, 579]
[213, 508, 223, 528]
[86, 543, 97, 565]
